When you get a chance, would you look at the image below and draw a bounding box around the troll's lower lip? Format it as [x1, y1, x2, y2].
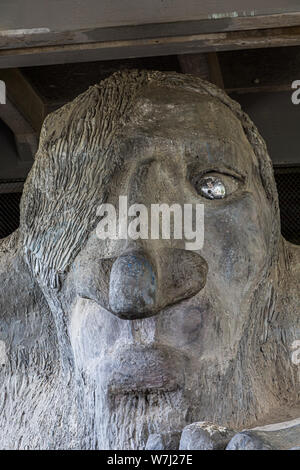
[101, 345, 185, 394]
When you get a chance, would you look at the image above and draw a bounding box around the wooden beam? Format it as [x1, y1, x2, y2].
[178, 52, 224, 88]
[0, 98, 38, 161]
[2, 2, 300, 52]
[0, 181, 24, 194]
[2, 25, 300, 69]
[207, 53, 224, 89]
[3, 12, 300, 52]
[0, 69, 46, 132]
[178, 54, 210, 81]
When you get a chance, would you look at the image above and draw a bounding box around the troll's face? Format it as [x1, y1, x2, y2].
[20, 72, 280, 447]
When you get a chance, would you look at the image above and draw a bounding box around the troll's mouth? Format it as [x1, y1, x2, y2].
[100, 345, 185, 394]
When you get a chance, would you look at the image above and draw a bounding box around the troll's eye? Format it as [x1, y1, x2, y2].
[193, 172, 240, 200]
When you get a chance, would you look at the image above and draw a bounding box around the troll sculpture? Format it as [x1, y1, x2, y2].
[0, 70, 299, 449]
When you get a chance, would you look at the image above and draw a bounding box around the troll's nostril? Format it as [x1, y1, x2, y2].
[109, 251, 157, 319]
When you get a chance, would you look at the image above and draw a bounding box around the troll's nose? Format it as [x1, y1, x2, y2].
[108, 248, 208, 320]
[109, 251, 157, 320]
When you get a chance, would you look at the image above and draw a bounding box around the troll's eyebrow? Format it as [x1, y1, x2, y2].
[188, 163, 246, 182]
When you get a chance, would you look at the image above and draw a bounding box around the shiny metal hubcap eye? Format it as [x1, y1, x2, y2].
[198, 176, 226, 200]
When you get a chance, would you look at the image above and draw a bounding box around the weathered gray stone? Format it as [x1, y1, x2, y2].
[226, 432, 275, 450]
[226, 421, 300, 450]
[145, 432, 181, 450]
[179, 422, 236, 450]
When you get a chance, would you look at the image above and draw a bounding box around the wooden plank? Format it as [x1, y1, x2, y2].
[2, 14, 300, 52]
[207, 53, 224, 88]
[2, 13, 300, 51]
[1, 3, 300, 51]
[0, 98, 37, 161]
[178, 54, 210, 80]
[2, 26, 300, 69]
[0, 181, 24, 194]
[178, 52, 224, 88]
[0, 69, 46, 132]
[1, 1, 299, 32]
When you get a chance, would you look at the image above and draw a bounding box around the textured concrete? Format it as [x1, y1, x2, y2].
[226, 422, 300, 450]
[180, 422, 235, 450]
[0, 70, 299, 449]
[145, 432, 181, 450]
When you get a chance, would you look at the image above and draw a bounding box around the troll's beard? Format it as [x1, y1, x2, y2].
[78, 378, 190, 450]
